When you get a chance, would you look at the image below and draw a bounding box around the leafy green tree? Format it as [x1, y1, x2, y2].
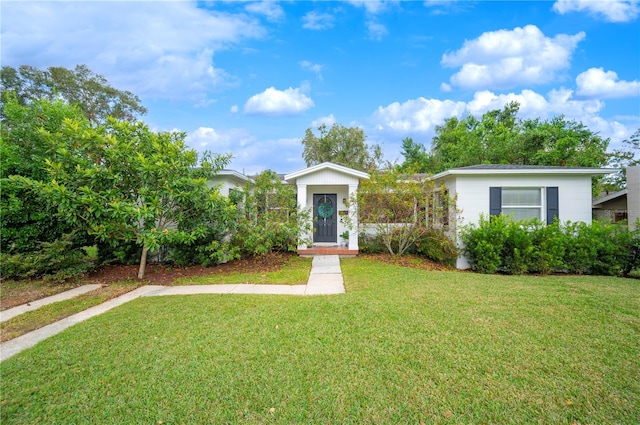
[397, 137, 434, 173]
[348, 169, 454, 256]
[1, 64, 146, 124]
[400, 102, 611, 174]
[301, 123, 383, 171]
[22, 117, 230, 278]
[0, 97, 88, 253]
[608, 128, 640, 189]
[232, 170, 311, 255]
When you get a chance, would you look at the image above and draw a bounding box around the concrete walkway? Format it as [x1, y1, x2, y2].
[0, 256, 344, 362]
[0, 284, 103, 323]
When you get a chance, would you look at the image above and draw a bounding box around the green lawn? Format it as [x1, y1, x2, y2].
[2, 258, 639, 424]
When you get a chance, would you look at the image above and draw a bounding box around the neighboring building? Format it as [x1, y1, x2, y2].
[213, 163, 618, 268]
[591, 165, 640, 230]
[593, 189, 628, 223]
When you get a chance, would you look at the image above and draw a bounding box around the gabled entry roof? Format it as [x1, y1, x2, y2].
[284, 162, 370, 183]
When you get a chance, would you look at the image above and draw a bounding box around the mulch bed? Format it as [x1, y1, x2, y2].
[85, 252, 295, 286]
[359, 253, 453, 272]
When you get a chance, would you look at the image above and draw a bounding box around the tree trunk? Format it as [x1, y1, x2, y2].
[137, 243, 148, 279]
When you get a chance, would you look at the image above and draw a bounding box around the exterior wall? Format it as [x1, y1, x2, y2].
[593, 196, 628, 222]
[438, 174, 594, 269]
[295, 169, 361, 186]
[628, 166, 640, 230]
[453, 174, 593, 227]
[208, 176, 246, 197]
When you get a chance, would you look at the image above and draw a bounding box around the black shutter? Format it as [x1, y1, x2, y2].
[490, 187, 502, 217]
[546, 187, 559, 224]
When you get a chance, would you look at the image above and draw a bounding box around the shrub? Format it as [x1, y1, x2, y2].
[358, 232, 387, 254]
[0, 233, 95, 282]
[460, 215, 508, 274]
[414, 229, 458, 267]
[463, 216, 640, 277]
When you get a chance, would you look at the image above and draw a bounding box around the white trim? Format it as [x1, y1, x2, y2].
[217, 169, 254, 184]
[432, 167, 618, 180]
[284, 162, 370, 182]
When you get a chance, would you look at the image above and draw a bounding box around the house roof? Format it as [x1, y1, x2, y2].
[284, 162, 370, 182]
[216, 169, 254, 184]
[593, 189, 627, 207]
[432, 164, 618, 180]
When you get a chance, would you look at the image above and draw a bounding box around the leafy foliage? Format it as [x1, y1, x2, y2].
[462, 215, 640, 276]
[413, 228, 459, 267]
[348, 169, 455, 256]
[232, 170, 311, 256]
[0, 233, 95, 282]
[1, 97, 90, 254]
[1, 65, 146, 124]
[399, 102, 611, 175]
[301, 123, 383, 171]
[21, 115, 231, 278]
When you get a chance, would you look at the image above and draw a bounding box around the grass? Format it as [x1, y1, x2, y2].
[1, 258, 639, 424]
[173, 255, 312, 285]
[0, 282, 140, 342]
[0, 279, 84, 311]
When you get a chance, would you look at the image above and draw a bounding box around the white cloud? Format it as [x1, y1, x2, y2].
[575, 67, 640, 98]
[302, 11, 335, 30]
[230, 105, 239, 113]
[552, 0, 640, 22]
[185, 128, 304, 175]
[367, 20, 388, 40]
[372, 97, 467, 133]
[0, 2, 264, 103]
[244, 86, 315, 116]
[311, 114, 337, 128]
[370, 88, 635, 152]
[441, 25, 585, 90]
[245, 1, 284, 22]
[348, 0, 389, 14]
[301, 61, 324, 80]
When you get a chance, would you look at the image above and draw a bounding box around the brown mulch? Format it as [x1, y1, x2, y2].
[85, 252, 295, 286]
[359, 253, 453, 271]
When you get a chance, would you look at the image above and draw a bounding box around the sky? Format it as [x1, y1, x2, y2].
[2, 0, 639, 175]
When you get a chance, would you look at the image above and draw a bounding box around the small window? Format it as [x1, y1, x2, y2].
[501, 188, 542, 221]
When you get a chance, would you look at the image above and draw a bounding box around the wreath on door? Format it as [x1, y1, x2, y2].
[318, 198, 334, 220]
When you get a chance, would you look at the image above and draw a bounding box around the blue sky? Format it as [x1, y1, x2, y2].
[2, 0, 639, 174]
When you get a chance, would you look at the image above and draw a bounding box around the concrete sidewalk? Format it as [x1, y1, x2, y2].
[1, 284, 103, 323]
[0, 256, 345, 362]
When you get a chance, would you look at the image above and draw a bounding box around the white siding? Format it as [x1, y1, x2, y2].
[453, 174, 593, 227]
[436, 174, 594, 269]
[296, 169, 361, 186]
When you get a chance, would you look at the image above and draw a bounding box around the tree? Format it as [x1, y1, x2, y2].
[232, 170, 311, 255]
[23, 116, 230, 278]
[400, 102, 611, 175]
[0, 96, 88, 253]
[1, 65, 147, 124]
[397, 137, 433, 173]
[608, 128, 640, 189]
[301, 123, 383, 171]
[348, 169, 454, 256]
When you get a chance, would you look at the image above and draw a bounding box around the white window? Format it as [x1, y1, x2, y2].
[501, 188, 542, 221]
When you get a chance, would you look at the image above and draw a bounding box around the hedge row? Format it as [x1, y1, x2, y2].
[461, 215, 640, 276]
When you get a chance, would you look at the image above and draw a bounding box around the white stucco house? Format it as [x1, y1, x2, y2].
[212, 162, 617, 268]
[432, 164, 618, 268]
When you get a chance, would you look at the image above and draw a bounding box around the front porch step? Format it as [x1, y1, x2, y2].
[300, 246, 358, 256]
